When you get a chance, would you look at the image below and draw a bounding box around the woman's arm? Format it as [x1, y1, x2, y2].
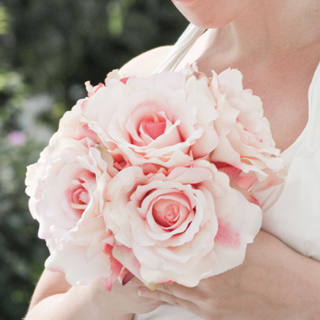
[138, 230, 320, 320]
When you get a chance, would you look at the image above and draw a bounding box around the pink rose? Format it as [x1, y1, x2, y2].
[49, 86, 101, 145]
[80, 70, 219, 168]
[104, 160, 262, 287]
[25, 137, 121, 286]
[209, 69, 283, 181]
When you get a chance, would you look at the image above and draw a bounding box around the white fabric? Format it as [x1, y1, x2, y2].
[153, 24, 206, 74]
[134, 24, 320, 320]
[256, 59, 320, 260]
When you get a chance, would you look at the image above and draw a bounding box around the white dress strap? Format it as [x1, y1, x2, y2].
[153, 23, 206, 73]
[307, 60, 320, 149]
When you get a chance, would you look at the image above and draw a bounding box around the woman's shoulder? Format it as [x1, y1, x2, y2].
[119, 46, 172, 77]
[119, 29, 216, 78]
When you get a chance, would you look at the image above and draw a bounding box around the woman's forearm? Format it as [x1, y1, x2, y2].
[135, 231, 320, 320]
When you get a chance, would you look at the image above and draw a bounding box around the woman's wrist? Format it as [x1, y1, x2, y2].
[67, 283, 133, 320]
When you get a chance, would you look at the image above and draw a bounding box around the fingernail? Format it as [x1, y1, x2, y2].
[138, 287, 147, 297]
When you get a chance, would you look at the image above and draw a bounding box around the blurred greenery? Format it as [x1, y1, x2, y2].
[0, 1, 187, 319]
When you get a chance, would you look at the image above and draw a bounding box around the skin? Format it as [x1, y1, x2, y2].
[171, 0, 259, 29]
[25, 271, 162, 320]
[138, 231, 320, 319]
[25, 0, 320, 319]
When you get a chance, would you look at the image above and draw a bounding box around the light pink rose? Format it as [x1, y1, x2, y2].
[49, 86, 101, 145]
[209, 69, 284, 181]
[80, 69, 219, 168]
[25, 137, 121, 286]
[104, 160, 262, 287]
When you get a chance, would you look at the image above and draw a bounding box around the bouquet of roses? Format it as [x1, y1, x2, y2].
[25, 64, 283, 290]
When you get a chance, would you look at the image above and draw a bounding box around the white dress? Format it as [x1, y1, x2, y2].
[134, 25, 320, 320]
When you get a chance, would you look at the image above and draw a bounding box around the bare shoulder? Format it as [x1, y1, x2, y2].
[119, 29, 216, 77]
[28, 269, 71, 310]
[119, 46, 172, 77]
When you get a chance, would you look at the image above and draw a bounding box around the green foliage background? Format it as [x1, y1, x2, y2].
[0, 1, 187, 319]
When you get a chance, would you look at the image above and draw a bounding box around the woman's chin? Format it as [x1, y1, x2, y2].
[171, 0, 255, 29]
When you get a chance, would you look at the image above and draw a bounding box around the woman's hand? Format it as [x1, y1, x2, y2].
[86, 275, 163, 318]
[25, 270, 162, 320]
[137, 231, 320, 320]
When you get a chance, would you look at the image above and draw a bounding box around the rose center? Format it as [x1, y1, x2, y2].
[71, 186, 90, 210]
[73, 187, 89, 205]
[141, 113, 166, 140]
[67, 171, 95, 217]
[152, 197, 189, 230]
[164, 204, 180, 224]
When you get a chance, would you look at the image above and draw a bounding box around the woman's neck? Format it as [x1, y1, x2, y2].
[211, 1, 320, 63]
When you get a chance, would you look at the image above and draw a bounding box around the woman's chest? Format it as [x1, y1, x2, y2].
[226, 58, 316, 152]
[254, 76, 309, 152]
[231, 56, 319, 151]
